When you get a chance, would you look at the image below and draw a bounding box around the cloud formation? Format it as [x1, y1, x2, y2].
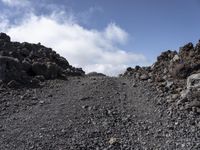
[1, 12, 147, 76]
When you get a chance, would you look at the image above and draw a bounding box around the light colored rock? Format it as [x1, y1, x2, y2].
[135, 73, 140, 79]
[180, 73, 200, 103]
[171, 94, 179, 100]
[163, 68, 168, 74]
[180, 89, 189, 100]
[140, 74, 149, 80]
[132, 82, 137, 87]
[166, 81, 174, 88]
[186, 100, 200, 109]
[108, 137, 117, 145]
[172, 54, 180, 62]
[148, 79, 153, 83]
[187, 73, 200, 89]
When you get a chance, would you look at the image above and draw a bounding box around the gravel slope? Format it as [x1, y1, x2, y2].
[0, 76, 199, 150]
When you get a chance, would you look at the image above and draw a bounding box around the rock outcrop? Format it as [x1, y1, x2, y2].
[123, 40, 200, 114]
[0, 33, 85, 87]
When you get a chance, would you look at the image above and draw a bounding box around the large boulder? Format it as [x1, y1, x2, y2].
[32, 62, 60, 79]
[45, 62, 59, 79]
[170, 63, 191, 79]
[0, 33, 10, 42]
[0, 56, 22, 82]
[187, 73, 200, 89]
[180, 73, 200, 107]
[32, 62, 48, 77]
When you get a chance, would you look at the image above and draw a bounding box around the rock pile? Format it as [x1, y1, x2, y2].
[123, 40, 200, 113]
[0, 33, 84, 87]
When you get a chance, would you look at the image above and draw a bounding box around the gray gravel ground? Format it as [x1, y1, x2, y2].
[0, 76, 200, 150]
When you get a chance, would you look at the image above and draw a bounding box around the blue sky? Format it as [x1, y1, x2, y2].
[0, 0, 200, 75]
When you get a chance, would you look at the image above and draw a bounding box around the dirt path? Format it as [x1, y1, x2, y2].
[0, 77, 199, 149]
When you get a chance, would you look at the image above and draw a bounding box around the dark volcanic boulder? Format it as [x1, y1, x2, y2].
[32, 62, 48, 77]
[170, 63, 192, 79]
[0, 33, 10, 42]
[45, 62, 59, 79]
[0, 56, 22, 82]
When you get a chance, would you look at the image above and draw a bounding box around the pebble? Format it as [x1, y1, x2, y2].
[108, 137, 117, 145]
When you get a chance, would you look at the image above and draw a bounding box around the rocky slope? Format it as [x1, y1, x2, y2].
[0, 33, 84, 87]
[0, 33, 200, 149]
[123, 41, 200, 115]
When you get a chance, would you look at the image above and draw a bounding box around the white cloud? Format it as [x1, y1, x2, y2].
[1, 0, 29, 7]
[1, 13, 147, 76]
[104, 23, 128, 45]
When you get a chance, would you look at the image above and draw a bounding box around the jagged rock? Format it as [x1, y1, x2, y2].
[166, 81, 174, 89]
[170, 63, 192, 79]
[45, 62, 59, 79]
[140, 74, 149, 80]
[187, 73, 200, 89]
[0, 33, 10, 42]
[172, 55, 180, 62]
[32, 62, 47, 77]
[0, 56, 22, 82]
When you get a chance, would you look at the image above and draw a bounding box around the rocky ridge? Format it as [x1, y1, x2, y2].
[0, 33, 84, 87]
[123, 40, 200, 115]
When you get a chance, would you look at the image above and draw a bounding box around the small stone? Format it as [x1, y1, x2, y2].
[7, 80, 19, 88]
[171, 94, 179, 100]
[147, 79, 153, 83]
[172, 54, 180, 62]
[48, 94, 53, 97]
[132, 82, 137, 87]
[31, 97, 38, 100]
[189, 100, 200, 108]
[166, 81, 174, 88]
[196, 107, 200, 113]
[39, 100, 45, 104]
[140, 74, 149, 80]
[80, 96, 90, 101]
[108, 137, 117, 145]
[82, 105, 89, 109]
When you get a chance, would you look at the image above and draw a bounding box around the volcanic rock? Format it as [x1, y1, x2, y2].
[0, 33, 10, 42]
[123, 40, 200, 114]
[187, 73, 200, 89]
[0, 33, 85, 86]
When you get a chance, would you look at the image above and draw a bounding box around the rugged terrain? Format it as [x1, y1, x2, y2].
[0, 76, 199, 150]
[0, 33, 200, 149]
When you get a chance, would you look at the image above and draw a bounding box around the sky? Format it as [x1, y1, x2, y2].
[0, 0, 200, 76]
